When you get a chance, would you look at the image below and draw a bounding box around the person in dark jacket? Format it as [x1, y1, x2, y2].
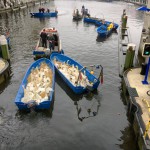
[40, 29, 47, 48]
[39, 7, 42, 13]
[47, 33, 55, 51]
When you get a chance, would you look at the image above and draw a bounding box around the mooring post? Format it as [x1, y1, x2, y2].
[0, 35, 10, 61]
[124, 43, 136, 71]
[121, 9, 128, 40]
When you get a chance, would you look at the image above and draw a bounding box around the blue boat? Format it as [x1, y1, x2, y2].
[83, 17, 102, 24]
[33, 27, 64, 59]
[50, 53, 103, 94]
[15, 58, 55, 110]
[97, 24, 111, 37]
[30, 11, 58, 17]
[97, 21, 118, 37]
[83, 16, 119, 30]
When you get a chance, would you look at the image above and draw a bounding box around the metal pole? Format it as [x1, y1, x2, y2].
[142, 57, 150, 84]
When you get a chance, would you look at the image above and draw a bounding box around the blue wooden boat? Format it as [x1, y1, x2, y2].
[50, 53, 103, 94]
[83, 17, 101, 24]
[15, 58, 55, 110]
[97, 22, 117, 37]
[33, 27, 64, 59]
[83, 16, 119, 30]
[30, 11, 58, 17]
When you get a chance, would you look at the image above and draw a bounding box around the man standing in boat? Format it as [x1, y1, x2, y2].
[47, 33, 55, 51]
[40, 29, 47, 48]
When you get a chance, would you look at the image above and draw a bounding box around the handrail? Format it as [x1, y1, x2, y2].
[142, 98, 150, 112]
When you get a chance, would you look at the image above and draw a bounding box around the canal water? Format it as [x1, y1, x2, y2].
[0, 0, 144, 149]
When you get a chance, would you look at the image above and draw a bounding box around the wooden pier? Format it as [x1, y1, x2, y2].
[123, 68, 150, 150]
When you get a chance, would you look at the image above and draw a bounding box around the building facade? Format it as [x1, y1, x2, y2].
[125, 0, 148, 5]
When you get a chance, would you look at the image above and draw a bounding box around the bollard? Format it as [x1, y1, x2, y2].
[124, 43, 136, 71]
[121, 9, 128, 39]
[0, 35, 10, 61]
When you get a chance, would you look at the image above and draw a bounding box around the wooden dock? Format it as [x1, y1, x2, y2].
[123, 68, 150, 150]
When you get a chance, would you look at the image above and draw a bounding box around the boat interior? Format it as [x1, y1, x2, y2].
[36, 29, 60, 52]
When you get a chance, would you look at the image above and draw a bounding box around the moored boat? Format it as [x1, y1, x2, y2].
[84, 16, 119, 30]
[0, 58, 10, 84]
[73, 14, 82, 21]
[30, 11, 58, 18]
[83, 16, 102, 24]
[50, 53, 103, 94]
[97, 22, 115, 37]
[15, 58, 55, 110]
[73, 9, 82, 21]
[33, 27, 63, 59]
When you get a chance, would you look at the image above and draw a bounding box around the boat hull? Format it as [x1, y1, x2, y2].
[50, 53, 100, 94]
[97, 27, 112, 37]
[33, 28, 64, 59]
[73, 15, 82, 21]
[84, 17, 119, 30]
[30, 12, 58, 17]
[14, 58, 55, 110]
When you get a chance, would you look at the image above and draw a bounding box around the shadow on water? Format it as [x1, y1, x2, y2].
[117, 125, 137, 150]
[56, 72, 101, 122]
[117, 83, 137, 150]
[72, 19, 82, 27]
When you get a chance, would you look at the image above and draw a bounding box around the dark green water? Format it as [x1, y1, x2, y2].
[0, 0, 144, 149]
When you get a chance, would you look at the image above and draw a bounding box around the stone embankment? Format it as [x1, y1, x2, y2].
[0, 0, 49, 13]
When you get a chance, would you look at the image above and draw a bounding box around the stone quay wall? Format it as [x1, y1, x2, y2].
[0, 0, 49, 13]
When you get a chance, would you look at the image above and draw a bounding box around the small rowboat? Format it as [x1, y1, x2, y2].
[50, 53, 103, 94]
[33, 27, 63, 59]
[97, 22, 115, 37]
[30, 11, 58, 17]
[15, 58, 55, 110]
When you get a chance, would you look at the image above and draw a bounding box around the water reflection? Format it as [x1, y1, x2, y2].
[74, 91, 100, 122]
[56, 72, 101, 122]
[96, 35, 107, 42]
[72, 19, 80, 26]
[117, 125, 137, 150]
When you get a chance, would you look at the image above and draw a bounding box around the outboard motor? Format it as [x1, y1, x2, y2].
[27, 100, 37, 112]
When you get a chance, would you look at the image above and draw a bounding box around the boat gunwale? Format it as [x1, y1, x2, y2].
[14, 58, 55, 106]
